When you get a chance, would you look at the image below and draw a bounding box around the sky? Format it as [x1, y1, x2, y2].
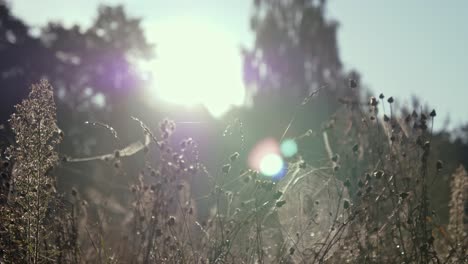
[8, 0, 468, 130]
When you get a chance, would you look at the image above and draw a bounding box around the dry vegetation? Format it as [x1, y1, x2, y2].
[0, 80, 466, 263]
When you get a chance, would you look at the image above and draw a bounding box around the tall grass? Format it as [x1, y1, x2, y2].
[0, 80, 466, 263]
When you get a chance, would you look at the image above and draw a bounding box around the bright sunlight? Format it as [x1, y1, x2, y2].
[145, 16, 245, 118]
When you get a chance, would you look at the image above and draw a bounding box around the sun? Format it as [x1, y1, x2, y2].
[144, 16, 245, 118]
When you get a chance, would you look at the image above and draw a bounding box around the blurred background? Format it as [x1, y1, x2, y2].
[1, 0, 467, 223]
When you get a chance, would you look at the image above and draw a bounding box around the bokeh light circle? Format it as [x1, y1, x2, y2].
[280, 138, 298, 158]
[259, 153, 284, 177]
[248, 137, 288, 180]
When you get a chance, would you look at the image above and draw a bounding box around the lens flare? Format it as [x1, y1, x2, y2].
[259, 153, 284, 177]
[248, 137, 287, 180]
[280, 138, 298, 158]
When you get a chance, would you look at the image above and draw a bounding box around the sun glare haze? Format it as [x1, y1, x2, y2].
[3, 1, 468, 262]
[144, 16, 245, 118]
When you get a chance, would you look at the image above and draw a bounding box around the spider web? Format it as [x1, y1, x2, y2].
[275, 162, 350, 261]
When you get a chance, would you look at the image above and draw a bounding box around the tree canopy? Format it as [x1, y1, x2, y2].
[0, 2, 153, 125]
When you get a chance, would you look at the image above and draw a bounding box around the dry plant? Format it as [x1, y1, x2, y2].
[0, 80, 78, 263]
[1, 80, 467, 264]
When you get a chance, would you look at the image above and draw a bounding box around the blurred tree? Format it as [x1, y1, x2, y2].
[0, 2, 153, 148]
[39, 5, 154, 159]
[41, 5, 153, 113]
[0, 0, 51, 123]
[0, 2, 154, 203]
[245, 0, 344, 98]
[240, 0, 361, 165]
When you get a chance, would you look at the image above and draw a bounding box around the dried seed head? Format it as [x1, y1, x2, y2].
[365, 173, 371, 181]
[58, 129, 64, 139]
[420, 121, 428, 130]
[436, 160, 443, 171]
[331, 154, 339, 162]
[383, 114, 390, 122]
[275, 200, 286, 208]
[374, 170, 384, 179]
[343, 199, 350, 209]
[405, 114, 411, 123]
[251, 171, 258, 179]
[416, 136, 423, 146]
[420, 113, 427, 121]
[155, 229, 162, 237]
[167, 216, 176, 226]
[358, 179, 364, 188]
[370, 97, 378, 106]
[387, 97, 394, 103]
[229, 152, 240, 162]
[243, 176, 250, 183]
[299, 161, 307, 169]
[429, 109, 437, 117]
[150, 170, 159, 177]
[352, 144, 359, 153]
[428, 236, 435, 245]
[222, 164, 231, 174]
[344, 178, 351, 188]
[399, 192, 409, 200]
[273, 190, 283, 199]
[423, 141, 430, 151]
[349, 79, 358, 89]
[263, 181, 274, 191]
